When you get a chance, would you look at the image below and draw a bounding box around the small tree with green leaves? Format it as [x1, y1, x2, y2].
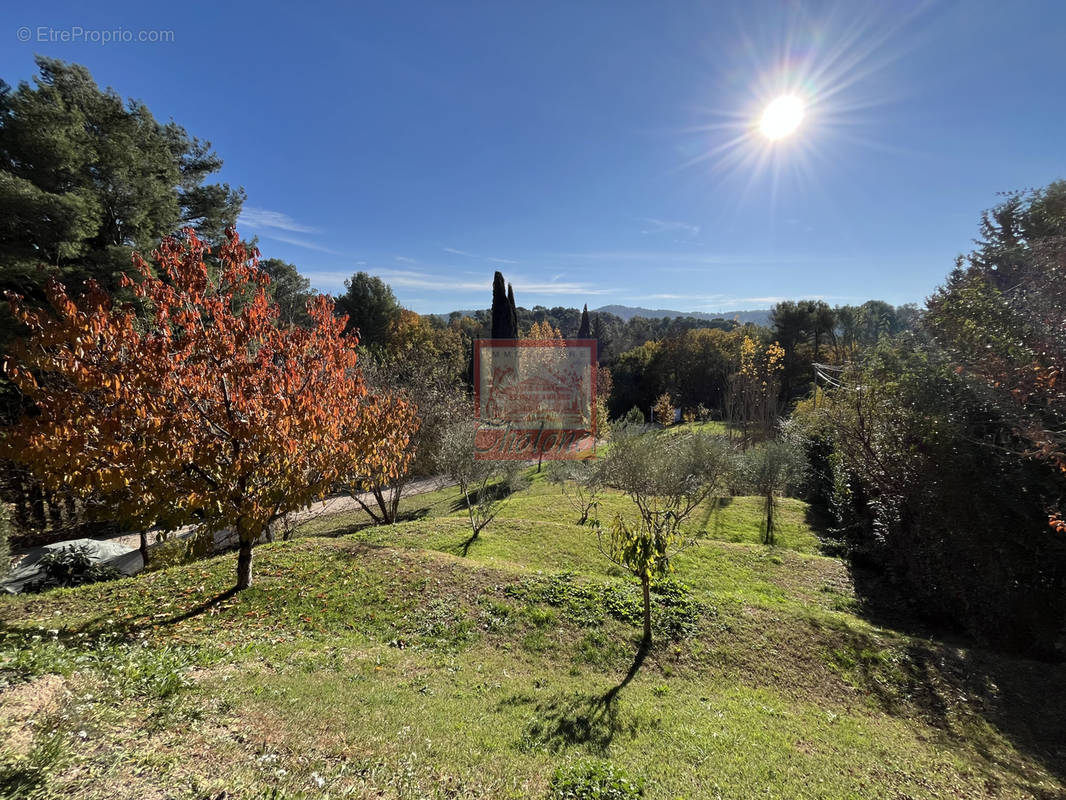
[739, 438, 806, 545]
[435, 420, 528, 542]
[599, 430, 734, 646]
[546, 457, 603, 525]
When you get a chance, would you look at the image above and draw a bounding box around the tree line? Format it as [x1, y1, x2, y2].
[793, 183, 1066, 658]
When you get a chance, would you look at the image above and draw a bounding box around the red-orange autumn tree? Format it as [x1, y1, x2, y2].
[4, 228, 416, 589]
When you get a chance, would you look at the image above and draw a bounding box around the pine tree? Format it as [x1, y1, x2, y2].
[0, 57, 244, 348]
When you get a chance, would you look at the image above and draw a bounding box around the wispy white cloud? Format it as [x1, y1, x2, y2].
[239, 207, 320, 234]
[554, 250, 853, 273]
[375, 269, 614, 296]
[375, 270, 490, 292]
[518, 280, 614, 296]
[640, 218, 700, 237]
[620, 292, 864, 311]
[394, 255, 418, 264]
[620, 293, 776, 308]
[261, 233, 345, 256]
[556, 250, 738, 264]
[731, 296, 787, 305]
[302, 269, 356, 286]
[443, 246, 520, 265]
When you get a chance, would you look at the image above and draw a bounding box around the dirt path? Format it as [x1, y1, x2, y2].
[101, 476, 450, 554]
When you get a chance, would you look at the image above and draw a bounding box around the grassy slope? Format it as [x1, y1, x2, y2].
[1, 476, 1064, 799]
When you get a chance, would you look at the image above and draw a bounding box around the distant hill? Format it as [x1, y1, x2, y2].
[434, 305, 772, 327]
[594, 304, 771, 326]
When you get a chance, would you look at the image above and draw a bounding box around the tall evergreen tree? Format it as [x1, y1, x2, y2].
[490, 272, 518, 338]
[578, 304, 591, 338]
[0, 57, 244, 347]
[490, 271, 509, 338]
[507, 282, 518, 338]
[335, 272, 401, 349]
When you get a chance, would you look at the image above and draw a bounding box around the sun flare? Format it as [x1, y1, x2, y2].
[759, 94, 805, 140]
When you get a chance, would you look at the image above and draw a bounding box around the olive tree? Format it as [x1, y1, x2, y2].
[545, 457, 603, 525]
[599, 430, 735, 647]
[739, 438, 806, 546]
[346, 351, 468, 525]
[435, 420, 528, 542]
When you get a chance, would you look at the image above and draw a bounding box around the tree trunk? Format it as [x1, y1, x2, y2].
[536, 421, 546, 472]
[31, 483, 46, 528]
[13, 471, 31, 530]
[463, 485, 479, 542]
[46, 494, 63, 526]
[641, 574, 652, 647]
[236, 538, 253, 590]
[139, 530, 150, 569]
[373, 486, 390, 523]
[764, 493, 775, 546]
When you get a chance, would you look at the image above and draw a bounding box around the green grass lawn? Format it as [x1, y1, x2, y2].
[2, 478, 1064, 799]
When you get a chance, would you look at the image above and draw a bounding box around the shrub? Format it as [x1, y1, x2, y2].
[801, 340, 1066, 657]
[27, 544, 121, 592]
[548, 760, 644, 799]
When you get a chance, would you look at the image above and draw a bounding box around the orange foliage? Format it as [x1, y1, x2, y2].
[527, 320, 562, 340]
[3, 228, 415, 588]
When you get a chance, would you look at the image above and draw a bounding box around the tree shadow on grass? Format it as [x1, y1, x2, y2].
[415, 526, 480, 560]
[447, 479, 523, 515]
[95, 587, 241, 637]
[0, 586, 243, 658]
[689, 496, 734, 540]
[821, 617, 1066, 791]
[802, 500, 1066, 789]
[802, 503, 842, 556]
[318, 508, 430, 539]
[457, 533, 478, 558]
[511, 643, 651, 755]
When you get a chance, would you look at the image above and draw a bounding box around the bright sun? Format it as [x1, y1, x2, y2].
[759, 94, 805, 140]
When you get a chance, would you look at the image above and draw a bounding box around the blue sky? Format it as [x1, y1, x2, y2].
[4, 1, 1065, 313]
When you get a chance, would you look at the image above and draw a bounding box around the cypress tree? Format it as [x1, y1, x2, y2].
[578, 304, 591, 339]
[491, 271, 510, 338]
[507, 283, 518, 338]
